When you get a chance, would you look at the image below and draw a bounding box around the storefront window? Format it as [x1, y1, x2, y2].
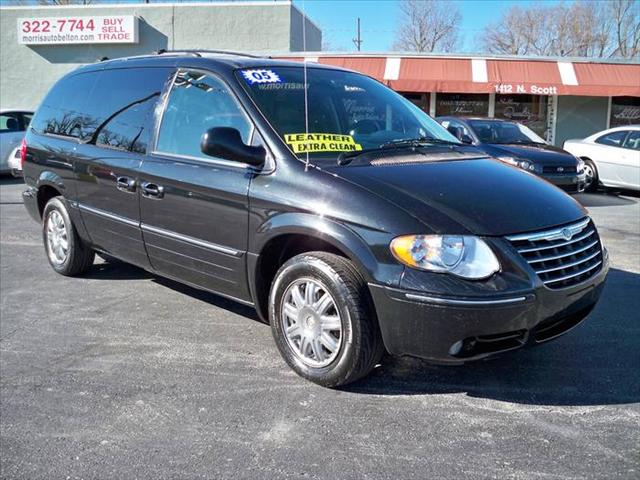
[494, 94, 548, 137]
[610, 97, 640, 128]
[435, 93, 489, 117]
[401, 93, 430, 113]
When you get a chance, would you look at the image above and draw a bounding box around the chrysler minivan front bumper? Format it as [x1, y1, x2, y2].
[369, 247, 609, 364]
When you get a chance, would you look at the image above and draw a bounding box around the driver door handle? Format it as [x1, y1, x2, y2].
[141, 181, 165, 199]
[116, 176, 136, 193]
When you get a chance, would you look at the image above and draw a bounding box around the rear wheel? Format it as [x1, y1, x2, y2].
[42, 197, 94, 276]
[582, 158, 598, 192]
[269, 252, 384, 387]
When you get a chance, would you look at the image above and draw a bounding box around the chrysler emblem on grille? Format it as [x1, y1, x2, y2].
[557, 167, 564, 172]
[561, 228, 573, 240]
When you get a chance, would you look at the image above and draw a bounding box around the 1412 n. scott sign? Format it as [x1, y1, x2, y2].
[17, 16, 138, 45]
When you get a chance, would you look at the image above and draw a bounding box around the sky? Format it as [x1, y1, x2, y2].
[293, 0, 561, 53]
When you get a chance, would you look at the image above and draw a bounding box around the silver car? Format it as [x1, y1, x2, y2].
[1, 109, 33, 174]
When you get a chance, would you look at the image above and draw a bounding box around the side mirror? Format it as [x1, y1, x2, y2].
[447, 125, 473, 145]
[460, 134, 474, 145]
[200, 127, 265, 166]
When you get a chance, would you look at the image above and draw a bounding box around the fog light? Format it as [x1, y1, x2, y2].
[449, 340, 464, 356]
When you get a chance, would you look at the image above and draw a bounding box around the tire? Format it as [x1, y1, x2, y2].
[582, 158, 599, 192]
[42, 197, 95, 276]
[269, 252, 384, 387]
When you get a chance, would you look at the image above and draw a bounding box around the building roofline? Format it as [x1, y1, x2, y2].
[276, 51, 640, 66]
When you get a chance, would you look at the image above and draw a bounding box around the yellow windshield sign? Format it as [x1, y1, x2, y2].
[285, 133, 363, 154]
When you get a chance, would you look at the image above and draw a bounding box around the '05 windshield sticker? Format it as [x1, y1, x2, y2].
[285, 133, 363, 154]
[241, 69, 282, 84]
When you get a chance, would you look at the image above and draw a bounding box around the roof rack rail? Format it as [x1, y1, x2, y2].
[97, 56, 109, 62]
[154, 49, 264, 59]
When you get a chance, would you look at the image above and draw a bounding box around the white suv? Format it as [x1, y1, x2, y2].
[1, 109, 33, 175]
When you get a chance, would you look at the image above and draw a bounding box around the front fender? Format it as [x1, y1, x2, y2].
[247, 212, 404, 322]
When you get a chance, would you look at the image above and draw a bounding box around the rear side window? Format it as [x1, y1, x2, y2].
[622, 130, 640, 151]
[156, 70, 252, 160]
[0, 113, 21, 133]
[31, 68, 172, 152]
[31, 72, 97, 139]
[89, 68, 173, 153]
[595, 130, 628, 147]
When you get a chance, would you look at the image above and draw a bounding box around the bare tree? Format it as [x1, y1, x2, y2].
[479, 0, 639, 59]
[393, 0, 462, 52]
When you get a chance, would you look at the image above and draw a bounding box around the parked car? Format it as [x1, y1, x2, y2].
[6, 145, 22, 177]
[22, 52, 608, 387]
[1, 109, 32, 174]
[437, 117, 586, 193]
[563, 126, 640, 192]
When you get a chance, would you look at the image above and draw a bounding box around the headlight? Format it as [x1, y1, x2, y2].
[576, 158, 585, 173]
[390, 235, 500, 280]
[497, 156, 536, 172]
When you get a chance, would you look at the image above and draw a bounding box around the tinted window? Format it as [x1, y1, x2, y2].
[436, 93, 489, 117]
[91, 68, 172, 153]
[31, 72, 97, 139]
[156, 71, 252, 160]
[21, 113, 32, 129]
[610, 96, 640, 128]
[596, 130, 628, 147]
[622, 130, 640, 151]
[468, 120, 545, 144]
[0, 113, 21, 133]
[494, 94, 548, 137]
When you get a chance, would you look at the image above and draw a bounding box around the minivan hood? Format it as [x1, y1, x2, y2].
[480, 143, 577, 166]
[329, 156, 586, 236]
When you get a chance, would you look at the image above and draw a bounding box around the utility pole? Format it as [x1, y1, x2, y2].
[352, 17, 362, 51]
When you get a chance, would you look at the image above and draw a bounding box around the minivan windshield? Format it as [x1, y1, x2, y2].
[237, 66, 459, 160]
[468, 119, 546, 145]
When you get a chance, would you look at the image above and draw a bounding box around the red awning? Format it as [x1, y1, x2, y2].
[487, 60, 566, 95]
[273, 55, 640, 97]
[317, 56, 386, 81]
[572, 63, 640, 97]
[387, 58, 487, 93]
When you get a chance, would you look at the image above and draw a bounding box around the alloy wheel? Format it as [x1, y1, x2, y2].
[45, 210, 69, 266]
[280, 278, 343, 368]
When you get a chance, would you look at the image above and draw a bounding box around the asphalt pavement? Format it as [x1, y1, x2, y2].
[1, 177, 638, 479]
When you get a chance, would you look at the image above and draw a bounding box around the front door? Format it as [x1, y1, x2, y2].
[74, 67, 174, 268]
[138, 69, 255, 302]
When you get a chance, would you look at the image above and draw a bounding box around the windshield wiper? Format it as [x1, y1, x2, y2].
[338, 136, 461, 166]
[380, 136, 461, 148]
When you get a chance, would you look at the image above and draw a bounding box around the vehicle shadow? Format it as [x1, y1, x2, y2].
[84, 258, 153, 281]
[152, 276, 260, 321]
[0, 176, 24, 186]
[345, 267, 640, 407]
[575, 190, 639, 208]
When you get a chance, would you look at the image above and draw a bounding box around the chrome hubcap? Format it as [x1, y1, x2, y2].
[46, 210, 68, 265]
[281, 278, 342, 368]
[583, 164, 594, 188]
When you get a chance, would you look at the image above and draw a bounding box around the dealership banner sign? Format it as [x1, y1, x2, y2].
[17, 16, 139, 45]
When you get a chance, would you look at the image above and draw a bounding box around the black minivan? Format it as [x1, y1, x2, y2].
[22, 51, 608, 387]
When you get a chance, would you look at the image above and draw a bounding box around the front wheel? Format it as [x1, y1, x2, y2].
[269, 252, 384, 387]
[42, 197, 95, 276]
[582, 158, 599, 192]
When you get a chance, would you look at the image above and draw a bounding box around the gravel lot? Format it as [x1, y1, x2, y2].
[1, 177, 638, 480]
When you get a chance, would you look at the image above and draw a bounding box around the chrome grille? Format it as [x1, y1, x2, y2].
[506, 218, 603, 289]
[542, 165, 577, 174]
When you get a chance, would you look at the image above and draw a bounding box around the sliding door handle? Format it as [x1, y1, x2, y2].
[116, 176, 136, 193]
[141, 181, 165, 199]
